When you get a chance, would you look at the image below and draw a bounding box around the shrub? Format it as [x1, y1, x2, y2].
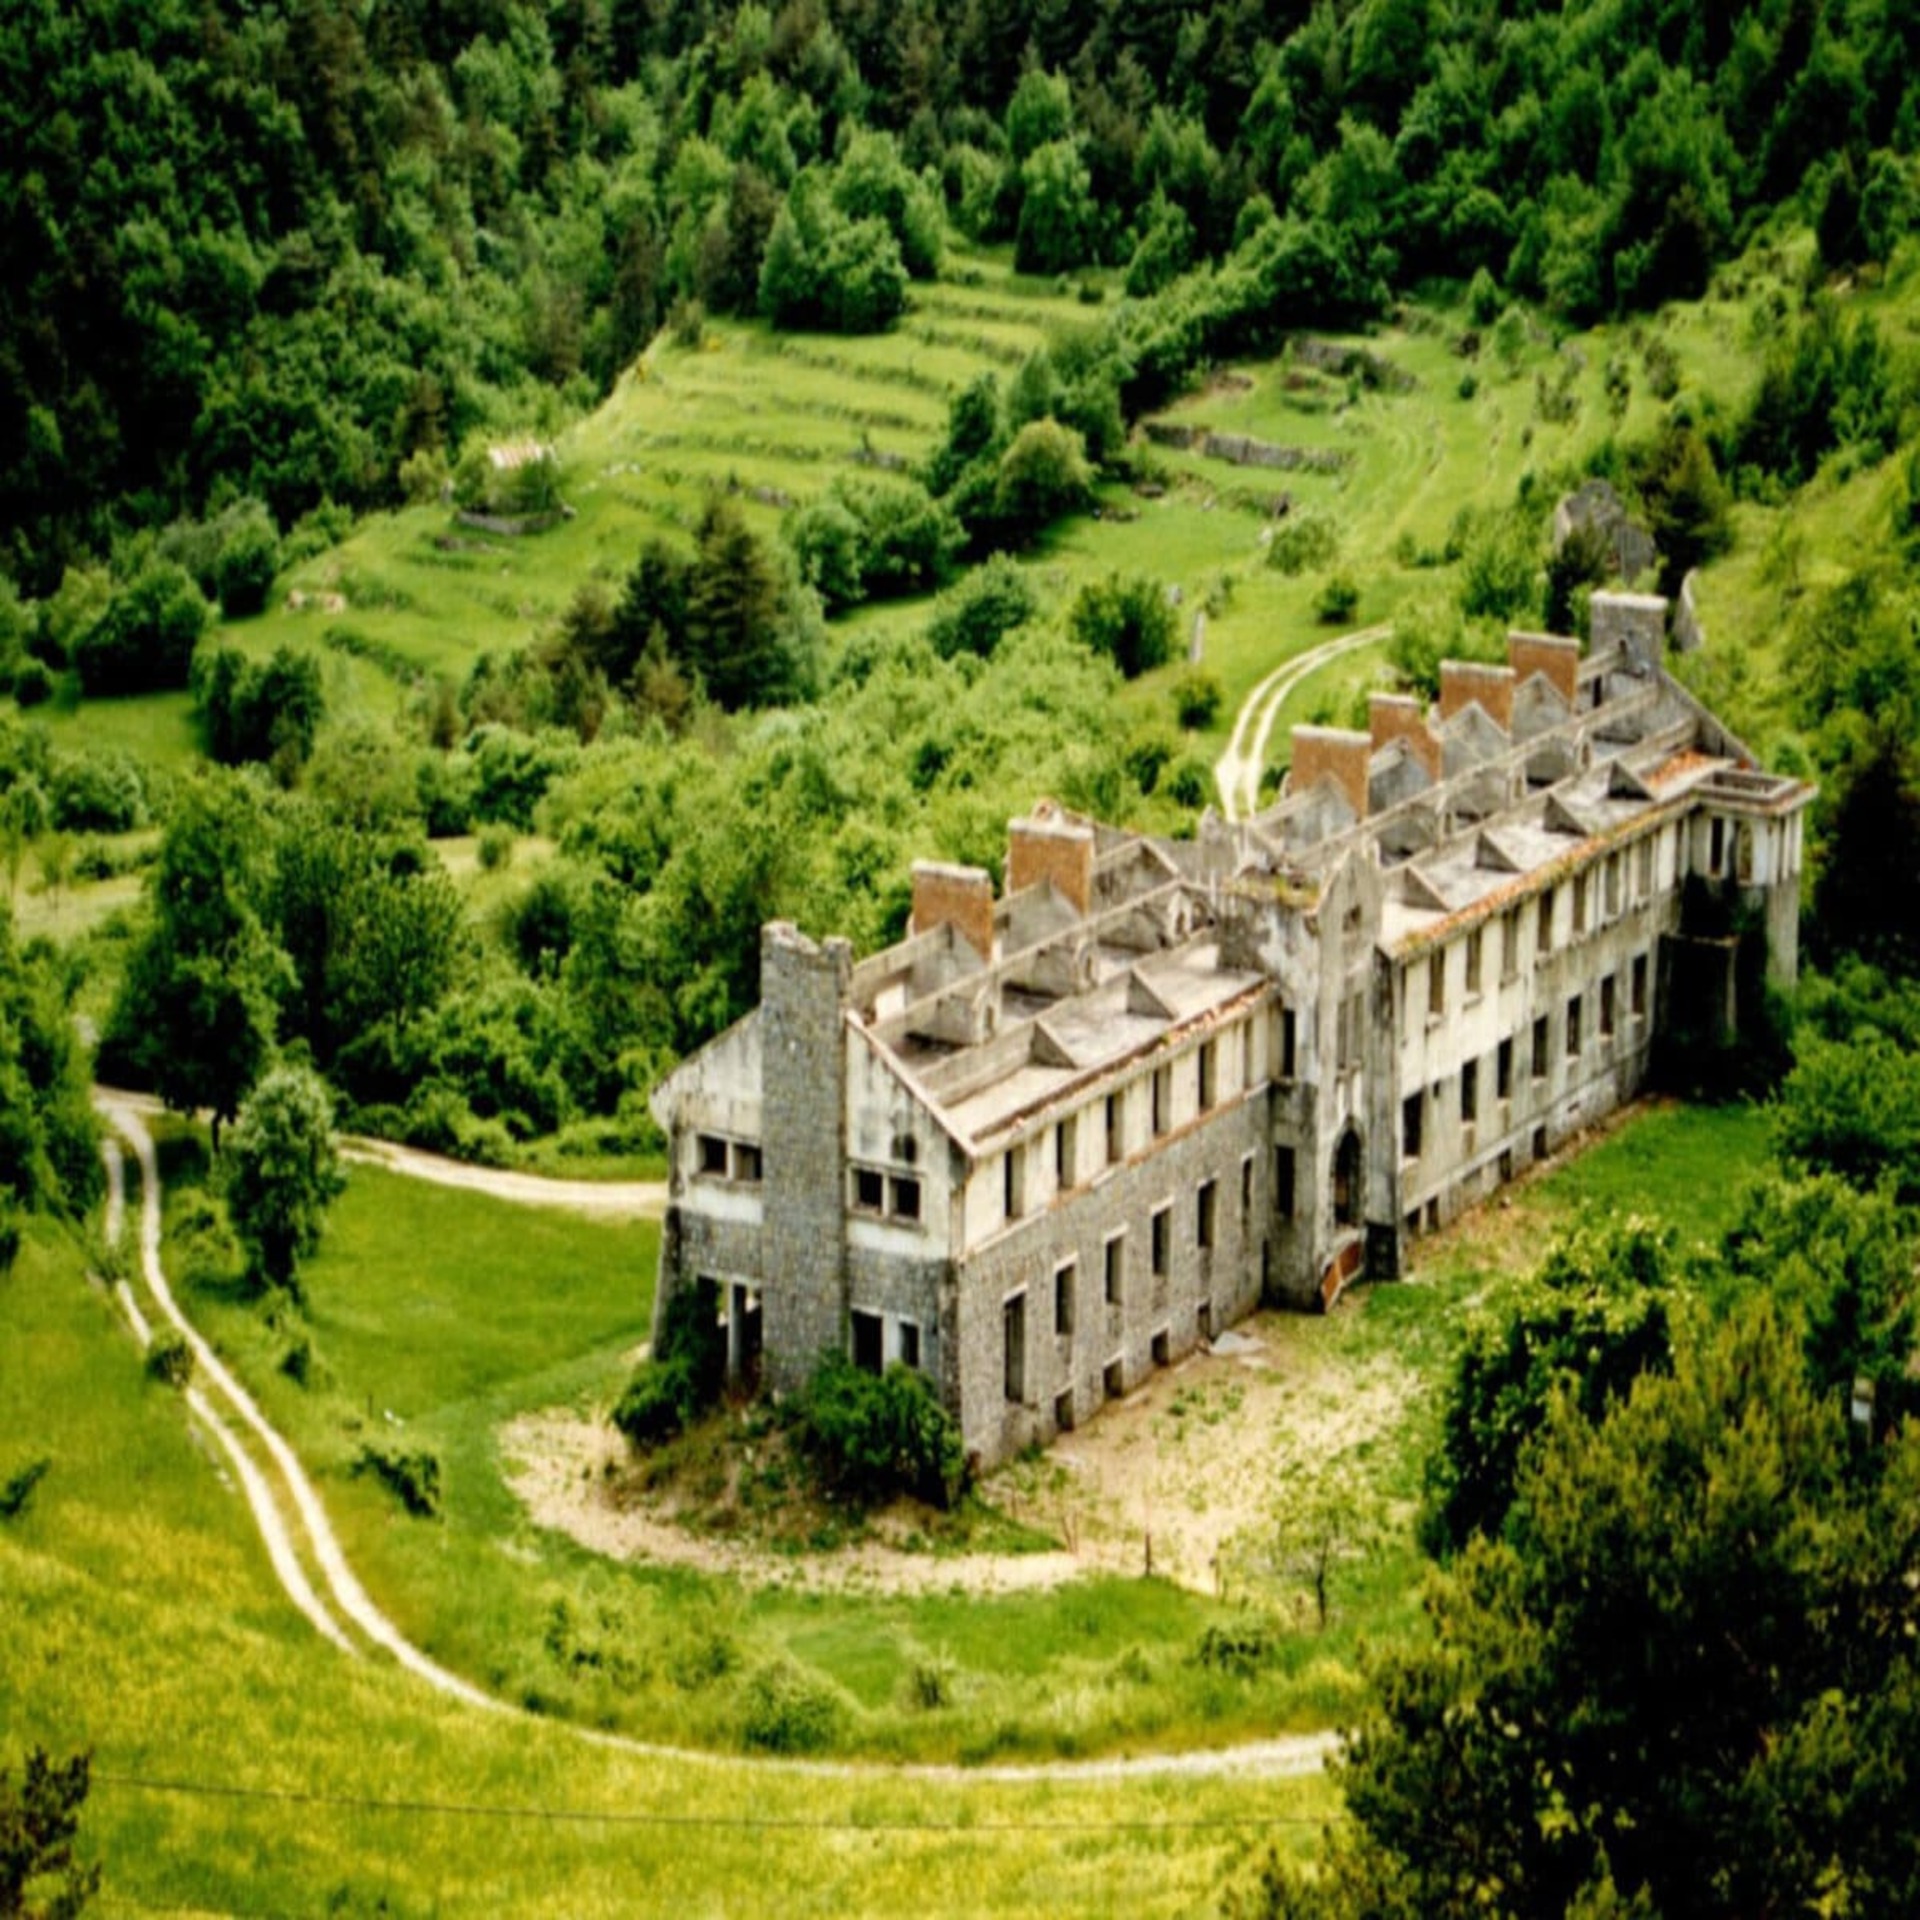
[1172, 667, 1223, 730]
[742, 1655, 849, 1753]
[1266, 510, 1340, 576]
[11, 662, 51, 708]
[214, 507, 281, 618]
[925, 555, 1037, 659]
[0, 1456, 49, 1520]
[1166, 757, 1211, 808]
[145, 1330, 194, 1389]
[72, 562, 211, 695]
[1069, 573, 1175, 679]
[793, 1354, 968, 1509]
[476, 823, 514, 871]
[612, 1277, 729, 1449]
[353, 1443, 442, 1518]
[1314, 571, 1361, 624]
[1195, 1616, 1279, 1678]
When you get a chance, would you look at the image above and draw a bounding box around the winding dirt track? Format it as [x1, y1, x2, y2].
[1213, 625, 1390, 822]
[93, 1095, 1337, 1782]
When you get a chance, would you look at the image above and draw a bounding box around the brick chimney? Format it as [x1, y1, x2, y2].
[910, 861, 995, 961]
[1007, 812, 1094, 915]
[1368, 692, 1440, 779]
[1439, 661, 1516, 732]
[1508, 632, 1580, 707]
[1289, 726, 1370, 820]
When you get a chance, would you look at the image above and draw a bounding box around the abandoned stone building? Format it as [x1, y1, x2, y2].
[650, 591, 1811, 1469]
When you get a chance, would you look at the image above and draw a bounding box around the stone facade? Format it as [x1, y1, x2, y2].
[651, 594, 1813, 1470]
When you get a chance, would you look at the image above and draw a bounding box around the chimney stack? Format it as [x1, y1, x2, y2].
[1368, 692, 1440, 778]
[1007, 811, 1094, 915]
[1507, 631, 1580, 708]
[1588, 590, 1669, 671]
[1289, 726, 1371, 820]
[1439, 661, 1516, 732]
[910, 861, 995, 961]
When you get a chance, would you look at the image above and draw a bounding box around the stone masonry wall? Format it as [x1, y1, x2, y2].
[954, 1096, 1273, 1467]
[759, 923, 852, 1396]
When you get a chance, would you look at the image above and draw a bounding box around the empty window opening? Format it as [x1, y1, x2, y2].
[1054, 1389, 1075, 1432]
[1465, 927, 1484, 995]
[1501, 911, 1520, 980]
[890, 1175, 921, 1221]
[1637, 837, 1654, 897]
[1567, 995, 1582, 1058]
[1151, 1206, 1171, 1277]
[1280, 1008, 1298, 1079]
[1105, 1091, 1123, 1164]
[1709, 817, 1725, 874]
[1572, 873, 1588, 936]
[733, 1142, 763, 1183]
[1497, 1037, 1514, 1101]
[1428, 949, 1446, 1018]
[1197, 1178, 1218, 1250]
[1537, 890, 1555, 955]
[1055, 1116, 1077, 1190]
[1151, 1329, 1171, 1369]
[1275, 1146, 1297, 1220]
[1152, 1065, 1172, 1135]
[697, 1134, 729, 1177]
[1003, 1293, 1026, 1404]
[899, 1321, 921, 1371]
[1198, 1302, 1213, 1342]
[1424, 1198, 1440, 1233]
[1533, 1125, 1549, 1162]
[1532, 1015, 1550, 1079]
[851, 1310, 884, 1375]
[1736, 823, 1755, 883]
[1462, 1059, 1479, 1124]
[1240, 1153, 1255, 1222]
[1004, 1147, 1025, 1219]
[1105, 1232, 1125, 1305]
[1104, 1358, 1125, 1400]
[854, 1167, 886, 1213]
[1402, 1092, 1424, 1160]
[1198, 1039, 1217, 1111]
[1055, 1260, 1077, 1336]
[1605, 854, 1622, 918]
[1632, 952, 1649, 1017]
[1601, 974, 1616, 1038]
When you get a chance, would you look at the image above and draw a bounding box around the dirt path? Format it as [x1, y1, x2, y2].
[95, 1086, 664, 1220]
[337, 1135, 664, 1220]
[93, 1097, 1337, 1781]
[1214, 625, 1390, 822]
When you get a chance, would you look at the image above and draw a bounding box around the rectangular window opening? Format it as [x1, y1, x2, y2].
[1567, 995, 1582, 1058]
[851, 1309, 884, 1375]
[1240, 1152, 1255, 1222]
[1600, 974, 1616, 1038]
[1537, 889, 1555, 955]
[1402, 1091, 1424, 1160]
[1151, 1206, 1170, 1277]
[854, 1167, 886, 1213]
[1197, 1178, 1218, 1250]
[1152, 1065, 1172, 1136]
[1105, 1091, 1123, 1165]
[732, 1142, 763, 1183]
[697, 1134, 729, 1177]
[1532, 1015, 1550, 1080]
[1151, 1329, 1171, 1369]
[889, 1175, 921, 1222]
[1428, 948, 1446, 1018]
[1004, 1147, 1025, 1219]
[1198, 1039, 1217, 1112]
[899, 1321, 921, 1371]
[1054, 1261, 1077, 1337]
[1281, 1008, 1298, 1079]
[1055, 1116, 1077, 1190]
[1497, 1037, 1514, 1101]
[1632, 952, 1649, 1018]
[1054, 1389, 1075, 1432]
[1462, 1059, 1478, 1124]
[1003, 1293, 1026, 1404]
[1465, 928, 1483, 996]
[1105, 1233, 1125, 1305]
[1104, 1358, 1125, 1401]
[1501, 911, 1520, 980]
[1274, 1146, 1296, 1219]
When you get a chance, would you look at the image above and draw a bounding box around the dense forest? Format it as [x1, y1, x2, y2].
[5, 0, 1919, 579]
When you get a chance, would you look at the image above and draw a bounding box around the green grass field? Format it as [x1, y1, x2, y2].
[0, 1216, 1330, 1917]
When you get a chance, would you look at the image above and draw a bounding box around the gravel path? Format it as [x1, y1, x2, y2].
[1214, 625, 1390, 822]
[91, 1100, 1339, 1782]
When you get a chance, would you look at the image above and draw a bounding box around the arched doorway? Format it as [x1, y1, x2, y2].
[1332, 1129, 1362, 1228]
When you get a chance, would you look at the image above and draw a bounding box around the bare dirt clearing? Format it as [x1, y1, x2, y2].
[504, 1308, 1422, 1601]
